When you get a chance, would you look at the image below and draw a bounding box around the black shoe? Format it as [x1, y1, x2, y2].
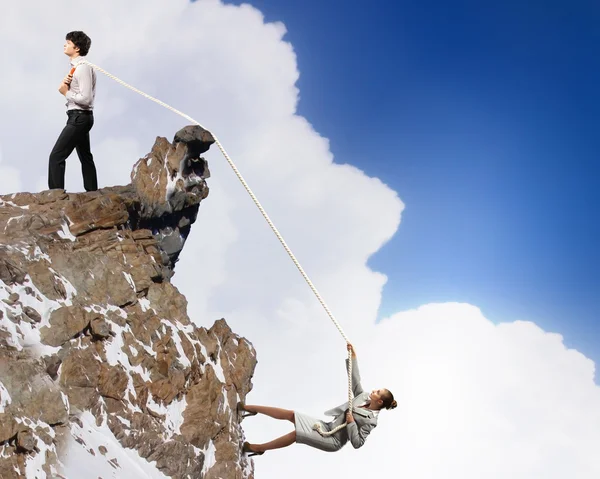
[237, 401, 257, 419]
[243, 441, 264, 457]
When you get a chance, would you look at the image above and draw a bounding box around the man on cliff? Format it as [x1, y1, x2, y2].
[48, 31, 98, 192]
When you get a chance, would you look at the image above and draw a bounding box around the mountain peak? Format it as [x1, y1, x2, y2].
[0, 127, 257, 478]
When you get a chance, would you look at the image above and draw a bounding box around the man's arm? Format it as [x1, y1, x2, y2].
[64, 64, 94, 107]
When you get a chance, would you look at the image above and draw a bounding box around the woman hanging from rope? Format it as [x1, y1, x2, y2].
[239, 343, 396, 456]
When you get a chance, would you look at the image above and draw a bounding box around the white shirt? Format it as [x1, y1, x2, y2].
[65, 56, 96, 111]
[358, 401, 380, 417]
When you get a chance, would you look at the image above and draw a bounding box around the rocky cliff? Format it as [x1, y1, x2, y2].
[0, 126, 257, 479]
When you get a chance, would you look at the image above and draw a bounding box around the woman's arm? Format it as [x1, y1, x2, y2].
[346, 343, 364, 396]
[347, 419, 375, 449]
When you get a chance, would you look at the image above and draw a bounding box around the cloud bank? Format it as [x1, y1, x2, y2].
[1, 0, 598, 477]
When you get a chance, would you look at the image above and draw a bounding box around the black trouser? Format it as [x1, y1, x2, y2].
[48, 109, 98, 191]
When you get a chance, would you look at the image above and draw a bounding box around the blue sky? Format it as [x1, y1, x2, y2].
[225, 1, 600, 366]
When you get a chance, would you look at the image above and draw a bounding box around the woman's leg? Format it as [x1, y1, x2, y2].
[244, 405, 295, 423]
[247, 431, 296, 453]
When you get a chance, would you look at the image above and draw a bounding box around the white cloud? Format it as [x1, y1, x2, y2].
[1, 1, 599, 478]
[0, 146, 22, 193]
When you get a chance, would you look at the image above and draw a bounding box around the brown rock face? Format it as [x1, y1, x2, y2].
[40, 305, 91, 347]
[0, 126, 257, 478]
[16, 429, 36, 452]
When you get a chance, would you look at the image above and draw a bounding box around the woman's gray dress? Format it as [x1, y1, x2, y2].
[294, 357, 380, 452]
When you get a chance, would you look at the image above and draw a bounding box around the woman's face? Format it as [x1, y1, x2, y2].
[369, 388, 386, 407]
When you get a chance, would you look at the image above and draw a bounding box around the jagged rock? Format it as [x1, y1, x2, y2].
[98, 364, 128, 401]
[105, 308, 127, 328]
[64, 387, 100, 413]
[22, 306, 41, 324]
[0, 413, 20, 443]
[0, 453, 23, 479]
[63, 194, 130, 237]
[0, 257, 26, 285]
[6, 293, 19, 304]
[40, 306, 91, 347]
[28, 260, 68, 300]
[146, 440, 204, 478]
[130, 128, 211, 271]
[173, 125, 215, 156]
[60, 347, 101, 389]
[0, 328, 14, 350]
[180, 365, 226, 449]
[16, 429, 36, 452]
[148, 367, 186, 404]
[126, 307, 162, 346]
[0, 356, 68, 428]
[90, 316, 112, 339]
[44, 355, 62, 380]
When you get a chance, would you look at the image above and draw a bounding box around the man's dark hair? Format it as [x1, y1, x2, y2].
[66, 31, 92, 56]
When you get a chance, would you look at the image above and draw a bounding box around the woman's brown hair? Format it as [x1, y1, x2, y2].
[382, 389, 397, 410]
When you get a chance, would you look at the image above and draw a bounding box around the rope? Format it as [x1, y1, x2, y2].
[312, 348, 354, 436]
[78, 60, 355, 435]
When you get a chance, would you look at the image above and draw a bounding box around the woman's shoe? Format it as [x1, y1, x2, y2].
[237, 401, 257, 419]
[243, 441, 264, 457]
